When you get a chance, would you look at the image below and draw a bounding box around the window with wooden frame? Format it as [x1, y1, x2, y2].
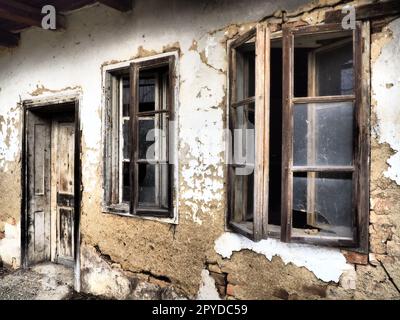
[228, 22, 370, 252]
[104, 55, 176, 219]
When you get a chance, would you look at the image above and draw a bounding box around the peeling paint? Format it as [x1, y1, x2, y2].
[196, 269, 221, 300]
[0, 222, 20, 268]
[372, 19, 400, 185]
[215, 232, 352, 283]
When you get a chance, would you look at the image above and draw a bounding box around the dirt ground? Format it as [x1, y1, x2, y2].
[0, 263, 101, 300]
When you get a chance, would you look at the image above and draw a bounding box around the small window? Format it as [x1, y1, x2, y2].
[228, 22, 370, 251]
[104, 55, 176, 219]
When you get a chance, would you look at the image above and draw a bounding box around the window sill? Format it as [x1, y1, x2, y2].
[226, 221, 356, 248]
[102, 204, 178, 225]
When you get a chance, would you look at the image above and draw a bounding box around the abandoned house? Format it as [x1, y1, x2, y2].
[0, 0, 400, 300]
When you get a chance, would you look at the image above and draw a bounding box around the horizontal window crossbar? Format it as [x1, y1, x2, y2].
[231, 96, 255, 108]
[136, 109, 169, 117]
[136, 159, 169, 164]
[292, 166, 355, 172]
[231, 163, 255, 168]
[292, 95, 355, 104]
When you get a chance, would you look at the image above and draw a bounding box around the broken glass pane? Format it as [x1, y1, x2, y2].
[292, 172, 353, 238]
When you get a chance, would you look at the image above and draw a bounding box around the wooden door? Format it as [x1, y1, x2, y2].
[27, 111, 52, 264]
[51, 120, 75, 266]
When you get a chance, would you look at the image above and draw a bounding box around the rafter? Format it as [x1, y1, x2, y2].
[0, 0, 65, 29]
[97, 0, 132, 12]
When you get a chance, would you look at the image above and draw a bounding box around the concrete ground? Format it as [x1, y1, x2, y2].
[0, 263, 99, 300]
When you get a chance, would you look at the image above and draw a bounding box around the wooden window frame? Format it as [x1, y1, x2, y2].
[103, 70, 130, 214]
[130, 55, 175, 218]
[281, 22, 370, 252]
[228, 22, 370, 253]
[103, 53, 178, 223]
[227, 25, 270, 241]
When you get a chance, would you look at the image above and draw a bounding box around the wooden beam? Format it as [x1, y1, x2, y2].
[0, 29, 19, 47]
[325, 0, 400, 23]
[0, 0, 65, 29]
[98, 0, 132, 12]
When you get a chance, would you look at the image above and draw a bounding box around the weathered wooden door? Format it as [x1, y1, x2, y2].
[27, 112, 52, 264]
[51, 120, 75, 266]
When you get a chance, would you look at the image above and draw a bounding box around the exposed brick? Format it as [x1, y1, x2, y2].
[342, 251, 368, 265]
[226, 284, 236, 297]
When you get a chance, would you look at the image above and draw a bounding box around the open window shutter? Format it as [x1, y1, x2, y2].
[354, 21, 370, 254]
[129, 56, 175, 218]
[280, 23, 370, 250]
[254, 24, 270, 240]
[228, 24, 270, 241]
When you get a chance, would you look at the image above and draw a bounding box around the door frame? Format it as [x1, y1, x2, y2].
[21, 94, 82, 291]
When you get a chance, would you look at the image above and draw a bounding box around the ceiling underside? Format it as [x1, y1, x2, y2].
[0, 0, 132, 47]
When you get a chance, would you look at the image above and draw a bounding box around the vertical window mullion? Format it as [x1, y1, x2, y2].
[119, 78, 124, 204]
[306, 52, 317, 227]
[129, 63, 139, 215]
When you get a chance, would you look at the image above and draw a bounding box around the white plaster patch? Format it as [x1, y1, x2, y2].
[372, 18, 400, 185]
[214, 232, 352, 283]
[0, 222, 21, 268]
[196, 269, 221, 300]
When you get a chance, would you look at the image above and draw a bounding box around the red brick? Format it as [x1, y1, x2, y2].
[226, 284, 236, 297]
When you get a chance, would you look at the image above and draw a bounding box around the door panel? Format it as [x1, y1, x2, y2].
[54, 121, 75, 266]
[27, 112, 51, 264]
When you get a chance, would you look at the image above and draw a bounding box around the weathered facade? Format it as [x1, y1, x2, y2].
[0, 0, 400, 300]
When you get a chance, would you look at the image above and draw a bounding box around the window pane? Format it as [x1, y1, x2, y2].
[293, 102, 354, 166]
[232, 170, 254, 226]
[232, 104, 255, 166]
[138, 113, 168, 161]
[122, 77, 130, 117]
[138, 163, 169, 208]
[235, 40, 255, 101]
[293, 30, 353, 97]
[229, 101, 255, 232]
[138, 118, 155, 160]
[292, 172, 353, 238]
[139, 77, 156, 112]
[316, 41, 353, 96]
[122, 119, 130, 160]
[122, 162, 130, 203]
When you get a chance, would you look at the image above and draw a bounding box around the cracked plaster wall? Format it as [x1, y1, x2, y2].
[0, 0, 399, 299]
